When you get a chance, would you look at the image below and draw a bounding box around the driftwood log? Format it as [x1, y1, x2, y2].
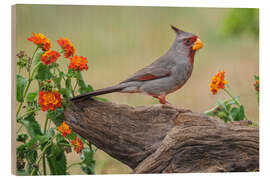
[64, 98, 259, 173]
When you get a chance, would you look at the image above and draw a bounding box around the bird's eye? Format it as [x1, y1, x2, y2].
[184, 39, 191, 45]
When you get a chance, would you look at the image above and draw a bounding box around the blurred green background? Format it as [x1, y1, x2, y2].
[15, 5, 259, 174]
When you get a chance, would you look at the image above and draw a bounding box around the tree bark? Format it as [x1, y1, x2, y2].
[64, 98, 259, 173]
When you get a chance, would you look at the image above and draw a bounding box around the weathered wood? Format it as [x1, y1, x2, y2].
[64, 98, 259, 173]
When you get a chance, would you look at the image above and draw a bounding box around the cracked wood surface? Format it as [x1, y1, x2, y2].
[64, 98, 259, 173]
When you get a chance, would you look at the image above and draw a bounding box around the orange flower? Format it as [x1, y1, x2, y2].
[38, 90, 62, 111]
[254, 80, 259, 92]
[71, 137, 84, 153]
[209, 71, 227, 95]
[57, 37, 76, 58]
[68, 56, 88, 71]
[41, 50, 60, 65]
[58, 122, 72, 137]
[28, 33, 52, 51]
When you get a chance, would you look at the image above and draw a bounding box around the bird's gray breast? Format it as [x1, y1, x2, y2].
[172, 60, 193, 86]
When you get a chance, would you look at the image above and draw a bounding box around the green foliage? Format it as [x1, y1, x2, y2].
[46, 144, 67, 175]
[35, 63, 52, 81]
[16, 133, 28, 143]
[205, 97, 247, 123]
[56, 134, 72, 153]
[26, 92, 38, 103]
[74, 71, 94, 94]
[220, 8, 259, 38]
[21, 114, 42, 138]
[47, 107, 65, 127]
[32, 48, 44, 66]
[80, 147, 96, 174]
[254, 75, 259, 104]
[16, 75, 27, 102]
[16, 35, 100, 175]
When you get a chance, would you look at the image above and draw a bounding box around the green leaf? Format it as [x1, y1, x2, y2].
[16, 144, 27, 157]
[80, 147, 95, 174]
[254, 75, 259, 81]
[65, 77, 72, 97]
[230, 105, 245, 121]
[26, 136, 39, 149]
[26, 92, 38, 103]
[46, 143, 67, 175]
[21, 114, 42, 138]
[47, 107, 65, 127]
[17, 169, 29, 176]
[225, 102, 232, 112]
[32, 48, 44, 66]
[223, 116, 231, 123]
[231, 107, 240, 121]
[59, 88, 69, 98]
[46, 127, 55, 138]
[16, 133, 28, 143]
[74, 71, 94, 94]
[37, 135, 50, 144]
[79, 83, 94, 94]
[217, 100, 227, 112]
[66, 131, 76, 140]
[16, 75, 28, 102]
[52, 71, 64, 90]
[56, 134, 71, 153]
[35, 63, 52, 81]
[204, 109, 215, 116]
[26, 150, 37, 165]
[238, 105, 245, 120]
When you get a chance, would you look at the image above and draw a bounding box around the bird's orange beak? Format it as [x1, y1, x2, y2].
[192, 38, 203, 51]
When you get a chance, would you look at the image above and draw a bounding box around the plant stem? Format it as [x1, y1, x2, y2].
[30, 135, 56, 176]
[56, 66, 66, 81]
[44, 116, 49, 134]
[67, 162, 82, 170]
[28, 47, 39, 77]
[16, 75, 33, 118]
[19, 107, 41, 119]
[42, 155, 47, 175]
[42, 116, 50, 175]
[224, 88, 249, 120]
[224, 88, 241, 107]
[71, 87, 75, 97]
[16, 108, 41, 134]
[73, 81, 78, 92]
[16, 47, 39, 118]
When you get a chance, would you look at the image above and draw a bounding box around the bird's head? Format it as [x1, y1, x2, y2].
[170, 25, 203, 63]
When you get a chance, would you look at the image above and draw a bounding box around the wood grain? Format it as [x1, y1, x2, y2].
[64, 97, 259, 173]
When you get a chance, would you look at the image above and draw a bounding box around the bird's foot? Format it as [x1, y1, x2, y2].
[158, 97, 191, 113]
[152, 94, 191, 113]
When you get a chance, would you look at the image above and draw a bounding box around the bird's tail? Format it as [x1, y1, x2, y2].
[70, 84, 126, 101]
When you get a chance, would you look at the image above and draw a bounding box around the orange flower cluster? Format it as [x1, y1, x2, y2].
[71, 137, 84, 153]
[57, 37, 76, 58]
[41, 50, 60, 65]
[254, 80, 259, 92]
[68, 56, 88, 71]
[209, 71, 227, 95]
[58, 122, 84, 153]
[38, 90, 62, 111]
[58, 122, 72, 137]
[28, 33, 52, 51]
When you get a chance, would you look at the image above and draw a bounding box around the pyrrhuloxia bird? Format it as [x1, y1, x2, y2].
[71, 25, 203, 104]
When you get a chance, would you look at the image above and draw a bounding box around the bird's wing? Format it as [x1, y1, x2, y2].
[121, 57, 174, 83]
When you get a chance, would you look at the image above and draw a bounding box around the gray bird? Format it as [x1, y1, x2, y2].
[71, 25, 203, 104]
